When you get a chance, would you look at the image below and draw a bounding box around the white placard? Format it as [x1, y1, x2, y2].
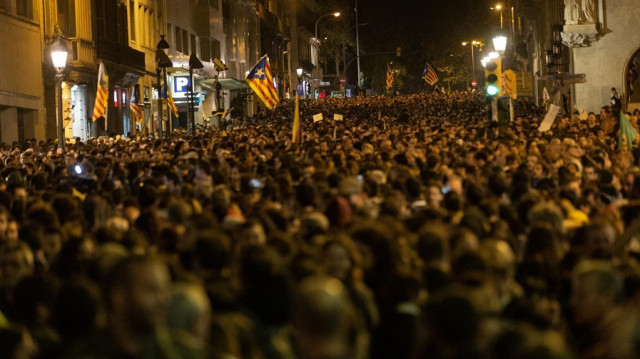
[538, 104, 560, 132]
[334, 114, 343, 121]
[313, 113, 323, 122]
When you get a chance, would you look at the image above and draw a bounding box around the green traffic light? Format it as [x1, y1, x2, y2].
[486, 84, 500, 96]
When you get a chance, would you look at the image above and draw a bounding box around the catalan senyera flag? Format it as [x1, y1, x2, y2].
[423, 63, 439, 85]
[130, 86, 143, 123]
[246, 55, 279, 110]
[292, 94, 302, 143]
[386, 67, 393, 90]
[92, 61, 108, 121]
[166, 90, 179, 117]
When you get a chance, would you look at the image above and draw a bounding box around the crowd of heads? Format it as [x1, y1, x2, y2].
[0, 90, 639, 358]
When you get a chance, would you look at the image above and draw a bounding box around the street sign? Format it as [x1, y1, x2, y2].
[471, 80, 477, 87]
[296, 84, 304, 96]
[174, 76, 191, 94]
[339, 77, 346, 84]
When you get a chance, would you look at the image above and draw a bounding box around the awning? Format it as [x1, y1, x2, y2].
[199, 77, 250, 91]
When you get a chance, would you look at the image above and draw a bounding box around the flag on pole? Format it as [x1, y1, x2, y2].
[618, 111, 637, 150]
[422, 63, 439, 85]
[245, 55, 279, 110]
[166, 90, 179, 117]
[292, 94, 302, 143]
[386, 67, 393, 90]
[92, 61, 108, 121]
[130, 86, 143, 123]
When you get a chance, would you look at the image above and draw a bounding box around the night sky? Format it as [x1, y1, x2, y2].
[341, 0, 502, 90]
[359, 0, 498, 54]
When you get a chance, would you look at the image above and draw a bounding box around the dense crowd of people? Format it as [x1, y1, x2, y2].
[0, 89, 640, 359]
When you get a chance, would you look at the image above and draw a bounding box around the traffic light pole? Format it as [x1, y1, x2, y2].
[492, 98, 498, 122]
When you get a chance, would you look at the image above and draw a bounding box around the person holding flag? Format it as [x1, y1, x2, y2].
[246, 55, 279, 110]
[422, 63, 439, 86]
[130, 86, 143, 124]
[292, 94, 302, 143]
[92, 61, 108, 123]
[166, 89, 179, 118]
[619, 111, 638, 150]
[386, 67, 394, 91]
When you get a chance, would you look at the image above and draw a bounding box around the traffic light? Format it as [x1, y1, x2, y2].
[484, 58, 502, 97]
[396, 47, 401, 57]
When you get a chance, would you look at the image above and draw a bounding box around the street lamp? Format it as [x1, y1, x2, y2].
[156, 35, 172, 138]
[491, 4, 504, 29]
[492, 35, 511, 122]
[296, 68, 305, 99]
[462, 40, 481, 85]
[314, 11, 340, 99]
[51, 34, 68, 150]
[493, 35, 507, 54]
[188, 53, 204, 136]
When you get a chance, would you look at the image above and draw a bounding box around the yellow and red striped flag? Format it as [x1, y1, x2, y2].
[245, 55, 279, 110]
[92, 61, 108, 121]
[130, 86, 143, 123]
[292, 94, 302, 143]
[166, 90, 179, 117]
[386, 67, 393, 90]
[422, 63, 439, 86]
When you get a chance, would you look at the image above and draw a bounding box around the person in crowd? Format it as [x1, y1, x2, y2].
[0, 89, 638, 359]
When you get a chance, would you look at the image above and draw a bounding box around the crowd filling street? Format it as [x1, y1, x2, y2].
[2, 90, 640, 359]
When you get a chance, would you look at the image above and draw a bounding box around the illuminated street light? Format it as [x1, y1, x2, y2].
[491, 4, 504, 29]
[50, 34, 68, 150]
[462, 40, 482, 86]
[493, 35, 507, 54]
[314, 11, 341, 99]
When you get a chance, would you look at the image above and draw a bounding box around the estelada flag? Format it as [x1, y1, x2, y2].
[92, 61, 108, 121]
[423, 63, 439, 86]
[246, 55, 279, 110]
[130, 86, 143, 123]
[386, 67, 393, 90]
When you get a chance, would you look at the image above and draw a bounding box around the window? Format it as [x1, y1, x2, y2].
[129, 1, 136, 42]
[211, 38, 220, 59]
[175, 26, 182, 53]
[148, 9, 155, 48]
[16, 0, 33, 19]
[182, 29, 189, 54]
[200, 37, 211, 62]
[190, 34, 197, 57]
[57, 0, 76, 36]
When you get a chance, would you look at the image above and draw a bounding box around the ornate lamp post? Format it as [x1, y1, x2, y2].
[50, 34, 68, 150]
[156, 35, 172, 138]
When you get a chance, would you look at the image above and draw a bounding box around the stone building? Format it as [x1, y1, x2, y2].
[563, 0, 640, 113]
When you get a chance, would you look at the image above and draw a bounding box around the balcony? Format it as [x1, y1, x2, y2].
[96, 40, 145, 75]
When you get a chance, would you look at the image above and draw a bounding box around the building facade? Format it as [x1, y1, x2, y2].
[565, 0, 640, 113]
[1, 0, 44, 144]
